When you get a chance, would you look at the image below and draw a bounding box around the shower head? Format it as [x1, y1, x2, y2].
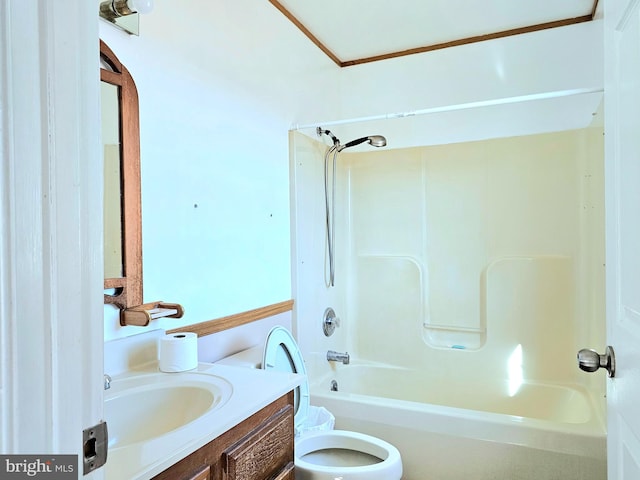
[337, 135, 387, 152]
[367, 135, 387, 147]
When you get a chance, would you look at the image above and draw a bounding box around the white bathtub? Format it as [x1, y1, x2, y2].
[310, 364, 606, 480]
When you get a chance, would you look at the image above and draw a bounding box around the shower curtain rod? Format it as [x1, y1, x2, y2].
[291, 87, 603, 131]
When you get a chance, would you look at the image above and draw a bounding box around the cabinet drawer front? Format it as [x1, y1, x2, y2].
[272, 462, 295, 480]
[224, 405, 294, 480]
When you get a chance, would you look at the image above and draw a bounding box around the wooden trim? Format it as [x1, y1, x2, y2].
[119, 57, 143, 307]
[269, 2, 599, 68]
[341, 15, 593, 67]
[99, 39, 123, 74]
[100, 69, 121, 86]
[268, 0, 342, 67]
[167, 299, 294, 337]
[104, 277, 125, 289]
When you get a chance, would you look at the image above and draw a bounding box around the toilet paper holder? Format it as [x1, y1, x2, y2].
[121, 301, 184, 326]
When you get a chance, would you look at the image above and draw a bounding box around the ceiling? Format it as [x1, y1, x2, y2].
[269, 0, 600, 67]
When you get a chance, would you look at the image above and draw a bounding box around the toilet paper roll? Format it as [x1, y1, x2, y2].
[158, 332, 198, 372]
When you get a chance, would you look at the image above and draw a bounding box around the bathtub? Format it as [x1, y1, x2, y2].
[310, 364, 606, 480]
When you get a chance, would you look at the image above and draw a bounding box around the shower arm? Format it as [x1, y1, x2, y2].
[317, 127, 340, 146]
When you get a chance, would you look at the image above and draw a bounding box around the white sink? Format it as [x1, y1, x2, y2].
[105, 372, 233, 449]
[103, 364, 302, 480]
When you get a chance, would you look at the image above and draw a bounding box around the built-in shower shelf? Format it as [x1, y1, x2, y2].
[423, 323, 486, 350]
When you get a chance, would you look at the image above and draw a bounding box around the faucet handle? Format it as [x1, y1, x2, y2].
[323, 308, 340, 337]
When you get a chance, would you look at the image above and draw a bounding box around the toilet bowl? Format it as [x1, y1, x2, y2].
[220, 326, 403, 480]
[295, 429, 402, 480]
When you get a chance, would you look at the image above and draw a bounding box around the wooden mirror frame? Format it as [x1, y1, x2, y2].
[101, 40, 143, 310]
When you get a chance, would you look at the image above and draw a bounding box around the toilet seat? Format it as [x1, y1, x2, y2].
[262, 327, 402, 480]
[263, 326, 310, 433]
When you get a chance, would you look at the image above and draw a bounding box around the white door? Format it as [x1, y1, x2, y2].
[605, 0, 640, 477]
[0, 1, 104, 477]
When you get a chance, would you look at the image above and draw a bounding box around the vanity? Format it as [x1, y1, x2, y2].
[152, 392, 294, 480]
[104, 331, 302, 480]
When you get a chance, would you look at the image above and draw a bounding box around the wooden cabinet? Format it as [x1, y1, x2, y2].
[152, 392, 294, 480]
[223, 404, 293, 479]
[185, 466, 211, 480]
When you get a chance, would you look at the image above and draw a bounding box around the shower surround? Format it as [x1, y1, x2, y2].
[290, 126, 606, 479]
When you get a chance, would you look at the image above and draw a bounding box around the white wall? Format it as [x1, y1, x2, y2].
[295, 20, 604, 150]
[336, 21, 603, 122]
[101, 1, 338, 341]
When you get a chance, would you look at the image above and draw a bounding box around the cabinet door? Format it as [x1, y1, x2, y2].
[223, 405, 294, 480]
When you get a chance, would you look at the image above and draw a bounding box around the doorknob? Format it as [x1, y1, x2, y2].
[577, 346, 615, 377]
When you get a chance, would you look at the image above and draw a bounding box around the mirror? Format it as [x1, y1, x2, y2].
[102, 81, 123, 278]
[100, 40, 143, 310]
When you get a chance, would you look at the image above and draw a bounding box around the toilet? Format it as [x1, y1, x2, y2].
[219, 326, 402, 480]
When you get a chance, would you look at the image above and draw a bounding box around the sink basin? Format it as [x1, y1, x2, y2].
[105, 372, 233, 449]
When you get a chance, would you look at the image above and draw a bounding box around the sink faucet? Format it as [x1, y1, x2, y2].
[327, 350, 350, 365]
[104, 374, 112, 390]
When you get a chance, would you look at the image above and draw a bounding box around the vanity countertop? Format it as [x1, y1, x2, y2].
[104, 362, 303, 480]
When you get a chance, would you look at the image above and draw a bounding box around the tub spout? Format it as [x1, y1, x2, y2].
[327, 350, 350, 365]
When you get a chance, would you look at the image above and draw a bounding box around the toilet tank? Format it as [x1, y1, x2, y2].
[214, 345, 263, 369]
